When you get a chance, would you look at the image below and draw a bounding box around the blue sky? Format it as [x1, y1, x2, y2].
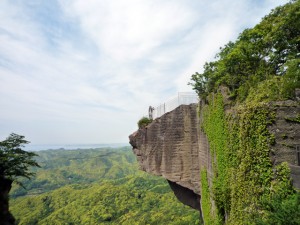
[0, 0, 288, 145]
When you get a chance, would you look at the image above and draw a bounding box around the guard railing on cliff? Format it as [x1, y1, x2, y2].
[151, 92, 199, 119]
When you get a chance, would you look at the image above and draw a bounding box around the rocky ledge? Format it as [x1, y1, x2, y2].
[129, 104, 202, 211]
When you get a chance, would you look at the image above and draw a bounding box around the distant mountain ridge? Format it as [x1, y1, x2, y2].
[25, 143, 129, 151]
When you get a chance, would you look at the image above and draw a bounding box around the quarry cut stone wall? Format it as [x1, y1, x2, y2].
[129, 104, 202, 210]
[268, 100, 300, 188]
[129, 99, 300, 213]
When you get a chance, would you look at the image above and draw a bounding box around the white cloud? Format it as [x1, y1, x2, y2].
[0, 0, 289, 145]
[65, 0, 196, 61]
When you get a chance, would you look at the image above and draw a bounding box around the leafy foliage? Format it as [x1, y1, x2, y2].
[200, 170, 220, 225]
[256, 191, 300, 225]
[137, 116, 153, 129]
[200, 93, 298, 224]
[11, 177, 199, 225]
[0, 133, 40, 186]
[10, 147, 200, 224]
[190, 0, 300, 101]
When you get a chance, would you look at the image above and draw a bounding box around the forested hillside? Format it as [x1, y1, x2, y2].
[10, 147, 199, 224]
[10, 147, 138, 197]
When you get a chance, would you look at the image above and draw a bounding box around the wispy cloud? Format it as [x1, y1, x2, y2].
[0, 0, 288, 144]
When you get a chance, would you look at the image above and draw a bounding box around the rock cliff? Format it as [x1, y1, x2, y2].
[268, 100, 300, 188]
[129, 99, 300, 222]
[129, 104, 201, 211]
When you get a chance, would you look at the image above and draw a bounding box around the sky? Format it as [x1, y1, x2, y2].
[0, 0, 289, 145]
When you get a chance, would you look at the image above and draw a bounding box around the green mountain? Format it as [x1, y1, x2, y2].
[9, 147, 199, 224]
[10, 147, 138, 197]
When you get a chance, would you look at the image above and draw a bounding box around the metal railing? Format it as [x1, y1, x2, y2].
[150, 92, 199, 119]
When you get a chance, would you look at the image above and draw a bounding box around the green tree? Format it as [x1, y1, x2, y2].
[189, 0, 300, 101]
[0, 133, 40, 225]
[0, 133, 40, 185]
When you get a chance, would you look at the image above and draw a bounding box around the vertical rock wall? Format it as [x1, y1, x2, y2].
[268, 100, 300, 188]
[129, 99, 300, 216]
[129, 104, 202, 210]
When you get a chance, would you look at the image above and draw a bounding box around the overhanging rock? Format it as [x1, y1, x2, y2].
[129, 104, 203, 210]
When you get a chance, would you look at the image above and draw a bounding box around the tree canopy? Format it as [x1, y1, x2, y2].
[190, 0, 300, 102]
[0, 133, 40, 185]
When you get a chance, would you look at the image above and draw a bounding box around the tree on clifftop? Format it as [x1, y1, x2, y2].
[190, 0, 300, 101]
[0, 133, 40, 225]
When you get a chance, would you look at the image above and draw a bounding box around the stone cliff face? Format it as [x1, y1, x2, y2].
[268, 100, 300, 188]
[129, 104, 202, 211]
[129, 99, 300, 220]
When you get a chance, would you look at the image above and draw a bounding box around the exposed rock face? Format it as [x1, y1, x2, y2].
[268, 100, 300, 188]
[129, 104, 201, 210]
[167, 180, 201, 211]
[129, 99, 300, 216]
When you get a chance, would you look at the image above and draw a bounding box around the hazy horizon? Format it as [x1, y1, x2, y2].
[25, 142, 130, 151]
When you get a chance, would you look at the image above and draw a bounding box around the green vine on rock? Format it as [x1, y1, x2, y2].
[200, 92, 297, 224]
[200, 169, 220, 225]
[202, 93, 232, 222]
[229, 103, 276, 223]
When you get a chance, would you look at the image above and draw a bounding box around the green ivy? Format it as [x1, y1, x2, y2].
[200, 169, 220, 225]
[202, 93, 232, 220]
[200, 92, 297, 224]
[229, 103, 276, 224]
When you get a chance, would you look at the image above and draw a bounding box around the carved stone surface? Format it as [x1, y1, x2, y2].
[129, 99, 300, 215]
[268, 100, 300, 188]
[129, 104, 201, 196]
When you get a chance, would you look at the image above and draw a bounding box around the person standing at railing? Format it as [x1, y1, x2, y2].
[148, 106, 155, 120]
